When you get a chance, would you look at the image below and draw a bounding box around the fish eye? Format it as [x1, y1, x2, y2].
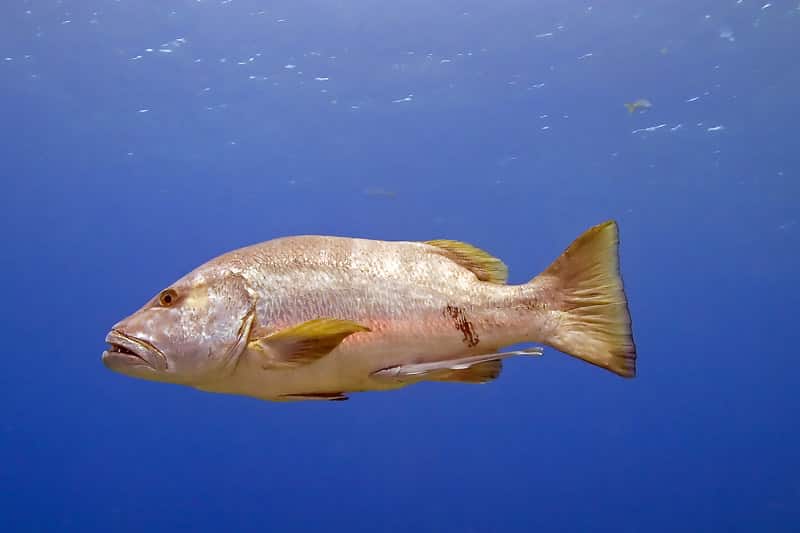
[158, 288, 178, 307]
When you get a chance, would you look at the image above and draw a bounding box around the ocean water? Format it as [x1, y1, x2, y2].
[2, 1, 799, 531]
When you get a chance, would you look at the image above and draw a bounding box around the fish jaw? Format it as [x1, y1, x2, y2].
[102, 329, 169, 381]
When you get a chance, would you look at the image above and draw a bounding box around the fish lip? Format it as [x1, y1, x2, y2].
[103, 329, 168, 371]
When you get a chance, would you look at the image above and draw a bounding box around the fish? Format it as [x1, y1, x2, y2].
[102, 220, 636, 402]
[624, 98, 652, 114]
[363, 187, 398, 198]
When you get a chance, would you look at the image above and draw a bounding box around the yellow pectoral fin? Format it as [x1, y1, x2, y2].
[248, 318, 371, 368]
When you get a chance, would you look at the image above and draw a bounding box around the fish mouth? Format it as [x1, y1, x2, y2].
[102, 330, 168, 372]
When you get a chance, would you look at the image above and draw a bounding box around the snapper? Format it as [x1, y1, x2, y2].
[102, 220, 636, 402]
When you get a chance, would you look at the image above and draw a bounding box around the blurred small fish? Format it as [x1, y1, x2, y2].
[363, 187, 398, 198]
[102, 221, 636, 402]
[719, 27, 735, 42]
[625, 98, 652, 114]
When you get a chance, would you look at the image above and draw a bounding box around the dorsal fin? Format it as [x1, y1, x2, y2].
[424, 240, 508, 284]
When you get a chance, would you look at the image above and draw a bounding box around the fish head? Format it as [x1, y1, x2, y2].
[102, 269, 257, 385]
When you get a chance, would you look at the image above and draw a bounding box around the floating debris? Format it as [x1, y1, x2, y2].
[161, 37, 187, 48]
[719, 27, 735, 42]
[632, 123, 667, 134]
[625, 98, 652, 114]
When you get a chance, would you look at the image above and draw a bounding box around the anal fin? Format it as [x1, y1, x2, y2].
[371, 347, 542, 384]
[427, 360, 502, 384]
[280, 392, 349, 402]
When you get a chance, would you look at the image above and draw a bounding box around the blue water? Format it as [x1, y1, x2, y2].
[2, 1, 799, 531]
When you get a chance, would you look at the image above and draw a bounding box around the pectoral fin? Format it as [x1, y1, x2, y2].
[371, 347, 543, 384]
[248, 318, 370, 369]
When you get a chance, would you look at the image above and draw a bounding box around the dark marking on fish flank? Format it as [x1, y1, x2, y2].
[444, 305, 480, 347]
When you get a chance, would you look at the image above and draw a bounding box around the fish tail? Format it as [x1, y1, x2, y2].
[624, 102, 636, 113]
[530, 220, 636, 377]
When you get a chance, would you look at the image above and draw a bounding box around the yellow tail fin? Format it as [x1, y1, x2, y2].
[534, 220, 636, 377]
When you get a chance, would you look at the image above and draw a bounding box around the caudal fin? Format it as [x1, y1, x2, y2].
[532, 220, 636, 377]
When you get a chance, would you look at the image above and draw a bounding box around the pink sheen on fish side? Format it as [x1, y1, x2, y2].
[102, 221, 636, 402]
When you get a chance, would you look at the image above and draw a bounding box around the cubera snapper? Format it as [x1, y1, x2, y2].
[102, 220, 636, 402]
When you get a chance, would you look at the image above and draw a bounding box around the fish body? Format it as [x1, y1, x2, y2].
[103, 221, 636, 402]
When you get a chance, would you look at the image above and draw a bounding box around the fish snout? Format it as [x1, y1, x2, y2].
[102, 329, 168, 372]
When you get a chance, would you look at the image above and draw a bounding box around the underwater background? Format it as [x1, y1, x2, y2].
[2, 0, 799, 531]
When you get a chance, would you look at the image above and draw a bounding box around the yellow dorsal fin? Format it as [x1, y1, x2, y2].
[424, 239, 508, 284]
